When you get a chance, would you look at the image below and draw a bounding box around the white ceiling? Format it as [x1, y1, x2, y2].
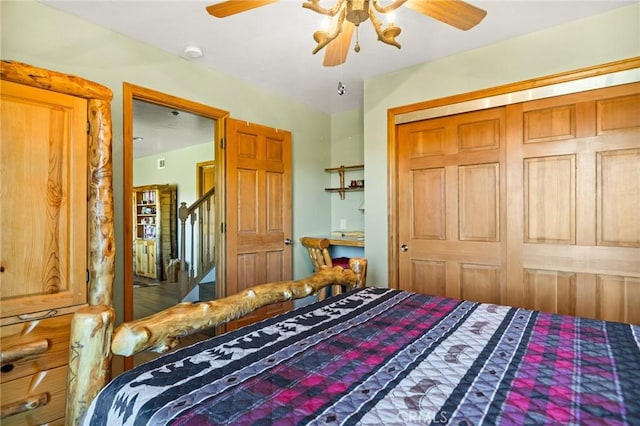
[132, 99, 215, 159]
[41, 0, 634, 114]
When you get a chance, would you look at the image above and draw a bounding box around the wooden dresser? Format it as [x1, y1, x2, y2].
[0, 61, 113, 425]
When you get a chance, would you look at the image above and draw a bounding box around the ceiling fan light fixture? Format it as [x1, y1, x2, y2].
[206, 0, 487, 67]
[304, 0, 406, 60]
[346, 0, 370, 25]
[313, 30, 329, 44]
[382, 25, 401, 42]
[385, 10, 397, 25]
[320, 16, 331, 31]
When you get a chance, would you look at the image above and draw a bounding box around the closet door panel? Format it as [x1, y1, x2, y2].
[459, 163, 500, 242]
[411, 167, 446, 240]
[597, 149, 640, 247]
[596, 93, 640, 134]
[523, 155, 576, 244]
[398, 108, 506, 303]
[460, 263, 501, 305]
[523, 269, 577, 316]
[595, 275, 640, 324]
[508, 83, 640, 322]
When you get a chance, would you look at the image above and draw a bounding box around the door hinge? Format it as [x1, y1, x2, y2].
[86, 269, 90, 283]
[221, 222, 226, 233]
[220, 137, 225, 149]
[87, 121, 91, 135]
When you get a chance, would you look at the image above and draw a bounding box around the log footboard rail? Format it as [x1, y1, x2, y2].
[68, 258, 366, 424]
[112, 258, 367, 356]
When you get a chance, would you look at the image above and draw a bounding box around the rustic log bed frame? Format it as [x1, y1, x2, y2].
[0, 60, 368, 425]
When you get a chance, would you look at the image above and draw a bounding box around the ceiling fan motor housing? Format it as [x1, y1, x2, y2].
[346, 0, 370, 25]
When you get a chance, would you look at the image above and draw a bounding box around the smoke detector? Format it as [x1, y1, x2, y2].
[184, 45, 203, 59]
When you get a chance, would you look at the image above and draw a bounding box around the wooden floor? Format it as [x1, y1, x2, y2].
[133, 277, 217, 366]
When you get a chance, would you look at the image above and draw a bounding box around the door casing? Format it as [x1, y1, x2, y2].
[122, 83, 228, 370]
[388, 58, 640, 290]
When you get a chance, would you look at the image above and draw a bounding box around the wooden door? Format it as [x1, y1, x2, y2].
[0, 80, 88, 318]
[197, 160, 216, 263]
[397, 107, 506, 304]
[225, 118, 292, 329]
[197, 160, 216, 196]
[506, 83, 640, 323]
[396, 82, 639, 323]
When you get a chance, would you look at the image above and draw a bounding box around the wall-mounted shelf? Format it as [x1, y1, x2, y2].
[325, 164, 364, 200]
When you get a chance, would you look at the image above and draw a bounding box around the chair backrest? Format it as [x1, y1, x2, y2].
[299, 237, 333, 271]
[300, 237, 343, 301]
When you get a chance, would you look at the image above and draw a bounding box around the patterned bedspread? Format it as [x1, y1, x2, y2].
[83, 288, 640, 425]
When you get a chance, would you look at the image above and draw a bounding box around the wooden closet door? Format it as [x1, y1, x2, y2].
[0, 80, 87, 318]
[506, 83, 640, 323]
[397, 107, 506, 304]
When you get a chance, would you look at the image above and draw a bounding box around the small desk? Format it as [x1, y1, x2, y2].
[328, 235, 364, 248]
[303, 235, 364, 259]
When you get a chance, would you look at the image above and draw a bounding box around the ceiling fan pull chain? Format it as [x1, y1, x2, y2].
[354, 26, 361, 53]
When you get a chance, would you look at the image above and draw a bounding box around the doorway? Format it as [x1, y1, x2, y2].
[123, 83, 228, 367]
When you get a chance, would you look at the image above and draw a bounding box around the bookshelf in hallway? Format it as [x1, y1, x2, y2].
[133, 184, 177, 280]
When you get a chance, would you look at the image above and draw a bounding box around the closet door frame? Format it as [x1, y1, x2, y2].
[388, 57, 640, 291]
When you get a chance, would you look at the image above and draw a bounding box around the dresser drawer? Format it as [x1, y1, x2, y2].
[1, 314, 72, 383]
[0, 365, 67, 425]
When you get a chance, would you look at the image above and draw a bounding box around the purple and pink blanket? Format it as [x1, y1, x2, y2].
[84, 288, 640, 425]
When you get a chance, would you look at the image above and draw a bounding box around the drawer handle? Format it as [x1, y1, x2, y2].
[1, 392, 50, 419]
[0, 339, 50, 364]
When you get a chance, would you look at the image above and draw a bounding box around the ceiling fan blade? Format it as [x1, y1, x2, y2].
[323, 21, 355, 67]
[206, 0, 279, 18]
[404, 0, 487, 31]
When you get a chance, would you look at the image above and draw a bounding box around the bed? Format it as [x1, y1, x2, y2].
[82, 283, 640, 425]
[5, 61, 638, 426]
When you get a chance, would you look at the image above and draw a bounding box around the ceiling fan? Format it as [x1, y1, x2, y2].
[206, 0, 487, 67]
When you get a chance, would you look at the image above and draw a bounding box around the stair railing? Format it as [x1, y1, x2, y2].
[178, 186, 216, 298]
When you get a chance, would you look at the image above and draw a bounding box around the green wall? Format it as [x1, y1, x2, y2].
[3, 0, 638, 310]
[329, 108, 365, 234]
[1, 0, 334, 322]
[133, 142, 214, 204]
[362, 3, 640, 286]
